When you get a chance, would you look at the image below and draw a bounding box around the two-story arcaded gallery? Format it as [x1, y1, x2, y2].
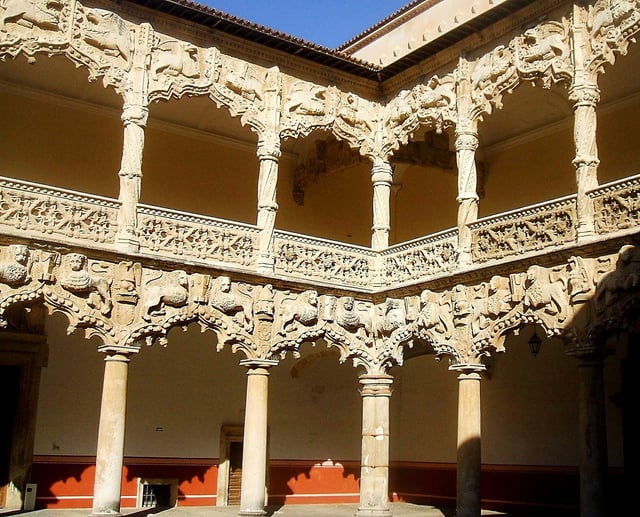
[0, 0, 639, 516]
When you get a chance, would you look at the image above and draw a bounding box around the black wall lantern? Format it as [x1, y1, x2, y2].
[528, 329, 542, 357]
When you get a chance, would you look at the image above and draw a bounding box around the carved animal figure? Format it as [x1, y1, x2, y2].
[225, 67, 263, 102]
[276, 290, 318, 336]
[82, 8, 131, 65]
[523, 265, 568, 323]
[59, 253, 112, 315]
[0, 244, 30, 286]
[590, 0, 636, 37]
[0, 0, 61, 30]
[209, 275, 254, 330]
[471, 47, 510, 93]
[285, 82, 326, 115]
[141, 270, 189, 321]
[151, 40, 199, 81]
[521, 27, 567, 63]
[335, 296, 364, 332]
[375, 298, 406, 337]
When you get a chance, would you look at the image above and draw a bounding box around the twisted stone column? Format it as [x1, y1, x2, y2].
[92, 352, 132, 516]
[115, 104, 148, 253]
[256, 138, 281, 273]
[238, 359, 277, 516]
[371, 161, 393, 251]
[356, 374, 393, 517]
[455, 131, 479, 267]
[451, 365, 484, 517]
[567, 346, 612, 517]
[569, 83, 600, 240]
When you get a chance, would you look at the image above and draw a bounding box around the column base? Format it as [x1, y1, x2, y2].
[90, 512, 122, 517]
[238, 510, 267, 517]
[355, 508, 393, 517]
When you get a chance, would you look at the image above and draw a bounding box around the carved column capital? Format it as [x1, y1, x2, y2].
[121, 104, 149, 128]
[370, 161, 393, 184]
[359, 373, 393, 397]
[256, 136, 281, 162]
[569, 82, 601, 109]
[454, 132, 479, 153]
[240, 358, 279, 373]
[449, 363, 486, 378]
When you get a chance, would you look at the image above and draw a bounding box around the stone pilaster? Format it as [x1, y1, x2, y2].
[256, 137, 281, 274]
[567, 345, 612, 517]
[371, 161, 393, 251]
[92, 352, 131, 516]
[455, 130, 479, 267]
[356, 374, 393, 517]
[569, 82, 600, 241]
[238, 359, 277, 516]
[451, 364, 485, 517]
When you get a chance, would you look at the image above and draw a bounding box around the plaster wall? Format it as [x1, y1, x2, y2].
[35, 311, 625, 467]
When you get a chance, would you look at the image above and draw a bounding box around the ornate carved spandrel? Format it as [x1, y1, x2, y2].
[512, 19, 572, 87]
[140, 269, 189, 322]
[586, 0, 640, 73]
[273, 289, 319, 338]
[333, 92, 380, 158]
[207, 275, 254, 331]
[280, 80, 338, 139]
[595, 244, 640, 321]
[0, 0, 72, 60]
[58, 252, 112, 315]
[521, 264, 570, 329]
[0, 243, 31, 286]
[469, 45, 518, 115]
[148, 38, 220, 101]
[70, 5, 132, 74]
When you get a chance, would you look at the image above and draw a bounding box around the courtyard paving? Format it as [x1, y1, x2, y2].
[0, 504, 522, 517]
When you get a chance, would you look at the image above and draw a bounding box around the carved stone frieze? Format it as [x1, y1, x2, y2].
[280, 80, 339, 139]
[592, 175, 640, 234]
[0, 0, 71, 60]
[512, 19, 572, 87]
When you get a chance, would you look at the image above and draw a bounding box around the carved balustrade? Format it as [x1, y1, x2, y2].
[273, 230, 375, 289]
[470, 195, 577, 264]
[381, 229, 458, 287]
[591, 173, 640, 235]
[137, 204, 258, 267]
[0, 176, 118, 247]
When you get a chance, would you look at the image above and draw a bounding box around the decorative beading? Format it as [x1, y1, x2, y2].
[382, 230, 458, 286]
[0, 177, 118, 245]
[273, 231, 374, 289]
[470, 196, 577, 263]
[137, 205, 257, 266]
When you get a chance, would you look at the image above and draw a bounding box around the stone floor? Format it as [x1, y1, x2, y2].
[0, 504, 540, 517]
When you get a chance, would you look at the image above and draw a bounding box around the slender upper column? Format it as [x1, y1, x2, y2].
[569, 82, 600, 240]
[371, 161, 393, 251]
[455, 127, 479, 267]
[238, 359, 277, 516]
[567, 346, 611, 517]
[115, 104, 148, 253]
[256, 136, 281, 273]
[452, 365, 484, 517]
[92, 352, 132, 516]
[356, 373, 393, 517]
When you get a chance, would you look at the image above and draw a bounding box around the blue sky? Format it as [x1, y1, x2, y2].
[203, 1, 410, 48]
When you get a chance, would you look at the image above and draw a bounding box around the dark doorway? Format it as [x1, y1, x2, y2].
[228, 441, 243, 505]
[0, 365, 20, 508]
